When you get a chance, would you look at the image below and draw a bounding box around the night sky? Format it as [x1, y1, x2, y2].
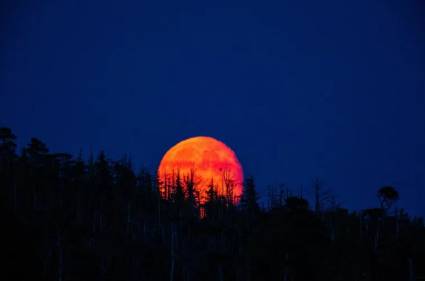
[1, 0, 424, 216]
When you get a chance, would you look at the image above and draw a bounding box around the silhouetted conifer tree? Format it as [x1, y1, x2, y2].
[240, 176, 259, 216]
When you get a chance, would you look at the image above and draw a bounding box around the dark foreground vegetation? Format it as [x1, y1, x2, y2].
[1, 127, 424, 281]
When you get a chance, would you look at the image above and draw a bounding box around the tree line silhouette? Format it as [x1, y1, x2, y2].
[0, 127, 424, 281]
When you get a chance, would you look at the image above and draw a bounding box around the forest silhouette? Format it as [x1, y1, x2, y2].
[0, 127, 424, 281]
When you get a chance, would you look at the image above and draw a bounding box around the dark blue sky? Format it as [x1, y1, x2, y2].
[1, 0, 424, 215]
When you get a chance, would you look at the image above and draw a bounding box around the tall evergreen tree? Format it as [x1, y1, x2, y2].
[241, 176, 259, 215]
[0, 127, 17, 158]
[0, 128, 17, 209]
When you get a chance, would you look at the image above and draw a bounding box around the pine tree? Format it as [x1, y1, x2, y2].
[0, 128, 17, 210]
[241, 176, 259, 216]
[0, 127, 17, 158]
[205, 178, 218, 219]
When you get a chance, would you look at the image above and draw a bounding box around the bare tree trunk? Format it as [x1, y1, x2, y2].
[282, 253, 290, 281]
[374, 219, 381, 253]
[314, 179, 321, 214]
[245, 255, 251, 281]
[395, 208, 400, 239]
[127, 202, 131, 236]
[33, 186, 37, 211]
[170, 224, 175, 281]
[157, 186, 162, 227]
[57, 232, 63, 281]
[218, 265, 224, 281]
[143, 221, 146, 240]
[408, 257, 415, 281]
[13, 181, 17, 212]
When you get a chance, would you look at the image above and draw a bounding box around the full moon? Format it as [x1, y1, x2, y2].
[158, 136, 243, 204]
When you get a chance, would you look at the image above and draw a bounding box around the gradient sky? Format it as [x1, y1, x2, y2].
[1, 0, 424, 215]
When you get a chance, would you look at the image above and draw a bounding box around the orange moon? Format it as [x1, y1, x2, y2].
[158, 136, 243, 204]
